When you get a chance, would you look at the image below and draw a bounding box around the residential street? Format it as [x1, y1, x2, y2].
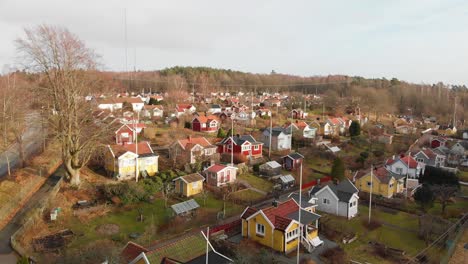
[0, 112, 44, 178]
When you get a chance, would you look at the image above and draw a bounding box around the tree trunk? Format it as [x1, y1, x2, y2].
[5, 152, 11, 176]
[441, 202, 447, 214]
[17, 138, 25, 168]
[65, 159, 81, 186]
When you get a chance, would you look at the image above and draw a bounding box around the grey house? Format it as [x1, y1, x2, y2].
[261, 127, 292, 151]
[307, 179, 359, 219]
[413, 148, 446, 169]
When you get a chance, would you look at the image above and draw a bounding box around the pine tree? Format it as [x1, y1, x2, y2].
[217, 127, 226, 138]
[331, 157, 346, 181]
[414, 184, 435, 212]
[349, 120, 361, 137]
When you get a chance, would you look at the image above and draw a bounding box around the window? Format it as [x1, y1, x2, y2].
[349, 203, 352, 208]
[201, 123, 206, 128]
[367, 181, 372, 187]
[254, 145, 259, 150]
[121, 132, 129, 138]
[192, 181, 199, 189]
[389, 183, 393, 188]
[256, 223, 265, 236]
[323, 198, 330, 204]
[396, 168, 403, 174]
[417, 158, 424, 163]
[286, 228, 299, 242]
[353, 201, 357, 206]
[210, 122, 217, 127]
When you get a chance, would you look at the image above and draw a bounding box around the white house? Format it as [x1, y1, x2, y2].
[261, 127, 292, 151]
[385, 155, 422, 188]
[296, 179, 359, 219]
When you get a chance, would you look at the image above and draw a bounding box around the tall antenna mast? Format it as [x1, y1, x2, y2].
[453, 96, 457, 127]
[124, 8, 129, 92]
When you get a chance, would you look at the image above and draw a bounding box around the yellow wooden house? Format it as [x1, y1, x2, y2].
[105, 141, 158, 181]
[173, 173, 205, 197]
[240, 199, 323, 254]
[354, 167, 405, 198]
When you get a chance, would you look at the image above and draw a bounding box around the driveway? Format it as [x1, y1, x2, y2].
[0, 112, 45, 178]
[0, 167, 63, 256]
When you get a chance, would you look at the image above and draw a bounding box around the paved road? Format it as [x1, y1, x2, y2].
[0, 167, 63, 255]
[0, 112, 45, 178]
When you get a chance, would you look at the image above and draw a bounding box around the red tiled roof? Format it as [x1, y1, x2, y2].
[274, 215, 293, 231]
[262, 199, 298, 230]
[109, 141, 153, 157]
[178, 137, 212, 149]
[387, 155, 418, 168]
[205, 164, 227, 173]
[122, 242, 148, 262]
[422, 148, 436, 159]
[176, 104, 193, 112]
[194, 115, 219, 123]
[241, 207, 258, 219]
[329, 118, 342, 125]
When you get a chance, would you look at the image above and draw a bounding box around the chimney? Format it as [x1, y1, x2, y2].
[272, 199, 278, 207]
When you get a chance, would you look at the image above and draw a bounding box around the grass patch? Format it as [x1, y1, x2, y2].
[307, 157, 331, 174]
[322, 205, 425, 263]
[237, 173, 273, 192]
[457, 170, 468, 182]
[230, 189, 265, 201]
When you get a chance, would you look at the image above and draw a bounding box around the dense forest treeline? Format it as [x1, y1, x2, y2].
[116, 66, 467, 126]
[1, 66, 467, 126]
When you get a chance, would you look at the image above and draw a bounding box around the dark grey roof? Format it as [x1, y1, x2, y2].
[210, 104, 221, 108]
[286, 152, 304, 160]
[308, 186, 322, 196]
[336, 179, 359, 194]
[289, 193, 314, 208]
[220, 135, 261, 146]
[311, 179, 358, 203]
[457, 141, 468, 149]
[264, 127, 290, 136]
[287, 209, 321, 225]
[186, 251, 232, 264]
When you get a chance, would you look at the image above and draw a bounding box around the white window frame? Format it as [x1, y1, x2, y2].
[256, 223, 265, 236]
[323, 198, 329, 204]
[254, 145, 260, 150]
[286, 228, 299, 242]
[367, 181, 372, 187]
[396, 168, 403, 174]
[417, 158, 424, 163]
[121, 132, 129, 138]
[192, 181, 199, 189]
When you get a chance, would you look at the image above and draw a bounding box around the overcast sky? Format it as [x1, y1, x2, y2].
[1, 0, 467, 85]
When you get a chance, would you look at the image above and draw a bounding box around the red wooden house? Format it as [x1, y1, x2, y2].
[115, 124, 146, 145]
[192, 115, 219, 133]
[431, 137, 447, 149]
[217, 135, 263, 160]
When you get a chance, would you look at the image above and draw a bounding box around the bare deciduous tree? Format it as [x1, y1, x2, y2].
[16, 25, 110, 185]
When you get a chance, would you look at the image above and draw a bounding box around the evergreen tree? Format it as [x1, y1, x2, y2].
[414, 184, 435, 212]
[349, 120, 361, 137]
[217, 127, 226, 138]
[227, 128, 234, 137]
[331, 157, 346, 181]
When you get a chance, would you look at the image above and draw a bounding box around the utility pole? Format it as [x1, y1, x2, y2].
[268, 115, 272, 159]
[368, 164, 373, 224]
[296, 163, 303, 264]
[135, 110, 140, 182]
[231, 113, 234, 166]
[205, 227, 209, 264]
[453, 95, 457, 128]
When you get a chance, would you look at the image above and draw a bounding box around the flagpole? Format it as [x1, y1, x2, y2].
[368, 164, 373, 224]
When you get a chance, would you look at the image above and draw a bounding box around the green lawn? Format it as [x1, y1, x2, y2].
[237, 173, 274, 192]
[322, 205, 425, 263]
[66, 193, 244, 250]
[307, 157, 331, 174]
[230, 189, 265, 202]
[457, 170, 468, 182]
